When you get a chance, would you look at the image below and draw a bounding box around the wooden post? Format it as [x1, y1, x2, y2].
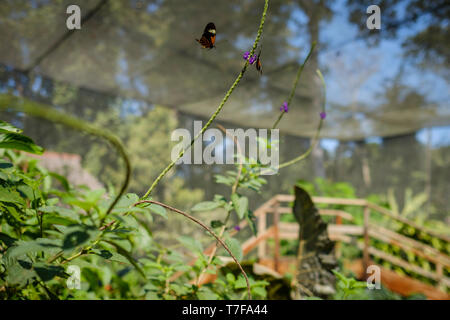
[257, 207, 267, 261]
[362, 205, 370, 279]
[335, 215, 342, 258]
[273, 203, 280, 272]
[436, 263, 444, 292]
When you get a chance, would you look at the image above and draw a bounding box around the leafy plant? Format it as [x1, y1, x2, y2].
[0, 122, 263, 300]
[387, 187, 428, 219]
[332, 270, 367, 299]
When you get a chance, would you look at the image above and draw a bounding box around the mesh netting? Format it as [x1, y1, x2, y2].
[1, 0, 448, 140]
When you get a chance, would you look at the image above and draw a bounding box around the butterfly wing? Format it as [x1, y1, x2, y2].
[256, 50, 263, 74]
[196, 36, 213, 48]
[197, 22, 216, 49]
[209, 34, 216, 47]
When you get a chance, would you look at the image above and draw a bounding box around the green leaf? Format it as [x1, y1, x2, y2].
[0, 120, 22, 134]
[0, 159, 13, 169]
[39, 206, 81, 223]
[41, 213, 79, 227]
[191, 201, 221, 212]
[245, 210, 257, 236]
[213, 194, 227, 204]
[84, 188, 105, 204]
[225, 237, 242, 262]
[332, 270, 349, 286]
[48, 172, 71, 191]
[62, 225, 99, 251]
[231, 194, 248, 220]
[234, 275, 247, 289]
[91, 248, 130, 264]
[65, 198, 93, 212]
[0, 186, 25, 204]
[116, 193, 139, 208]
[170, 283, 190, 296]
[4, 259, 36, 287]
[103, 240, 145, 278]
[177, 236, 203, 254]
[0, 132, 44, 154]
[17, 184, 36, 202]
[211, 220, 224, 228]
[214, 174, 234, 186]
[149, 204, 167, 219]
[5, 238, 61, 259]
[197, 287, 219, 300]
[0, 232, 17, 247]
[5, 206, 23, 224]
[33, 263, 66, 282]
[145, 291, 160, 300]
[226, 273, 235, 284]
[252, 286, 267, 298]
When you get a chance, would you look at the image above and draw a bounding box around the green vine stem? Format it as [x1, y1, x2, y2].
[134, 200, 252, 300]
[195, 124, 244, 285]
[278, 69, 326, 169]
[142, 0, 270, 200]
[272, 41, 317, 129]
[0, 94, 131, 223]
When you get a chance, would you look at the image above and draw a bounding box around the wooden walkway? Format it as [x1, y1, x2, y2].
[180, 195, 450, 299]
[241, 195, 450, 299]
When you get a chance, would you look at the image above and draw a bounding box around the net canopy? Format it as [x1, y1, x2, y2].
[0, 0, 449, 140]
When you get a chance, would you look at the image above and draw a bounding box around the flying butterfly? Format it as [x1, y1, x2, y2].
[196, 22, 216, 49]
[255, 48, 263, 74]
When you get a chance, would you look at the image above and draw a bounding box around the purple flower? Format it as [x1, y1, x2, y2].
[320, 111, 326, 119]
[243, 51, 250, 60]
[234, 225, 241, 232]
[249, 55, 257, 65]
[280, 101, 288, 113]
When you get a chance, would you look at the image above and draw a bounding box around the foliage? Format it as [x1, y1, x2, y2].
[0, 121, 269, 300]
[332, 270, 368, 299]
[219, 261, 293, 300]
[387, 187, 428, 219]
[84, 105, 180, 196]
[332, 270, 428, 300]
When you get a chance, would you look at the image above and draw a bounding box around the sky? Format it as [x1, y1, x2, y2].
[287, 0, 450, 152]
[318, 0, 449, 106]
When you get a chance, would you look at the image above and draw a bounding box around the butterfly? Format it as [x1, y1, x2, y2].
[196, 22, 216, 49]
[255, 48, 263, 74]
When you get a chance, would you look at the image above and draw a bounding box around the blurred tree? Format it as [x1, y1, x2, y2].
[346, 0, 450, 74]
[293, 0, 334, 179]
[83, 102, 203, 202]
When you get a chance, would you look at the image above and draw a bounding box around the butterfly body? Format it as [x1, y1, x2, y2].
[255, 49, 263, 74]
[196, 22, 216, 49]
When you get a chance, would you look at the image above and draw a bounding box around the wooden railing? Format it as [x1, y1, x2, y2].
[171, 194, 450, 297]
[245, 195, 450, 292]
